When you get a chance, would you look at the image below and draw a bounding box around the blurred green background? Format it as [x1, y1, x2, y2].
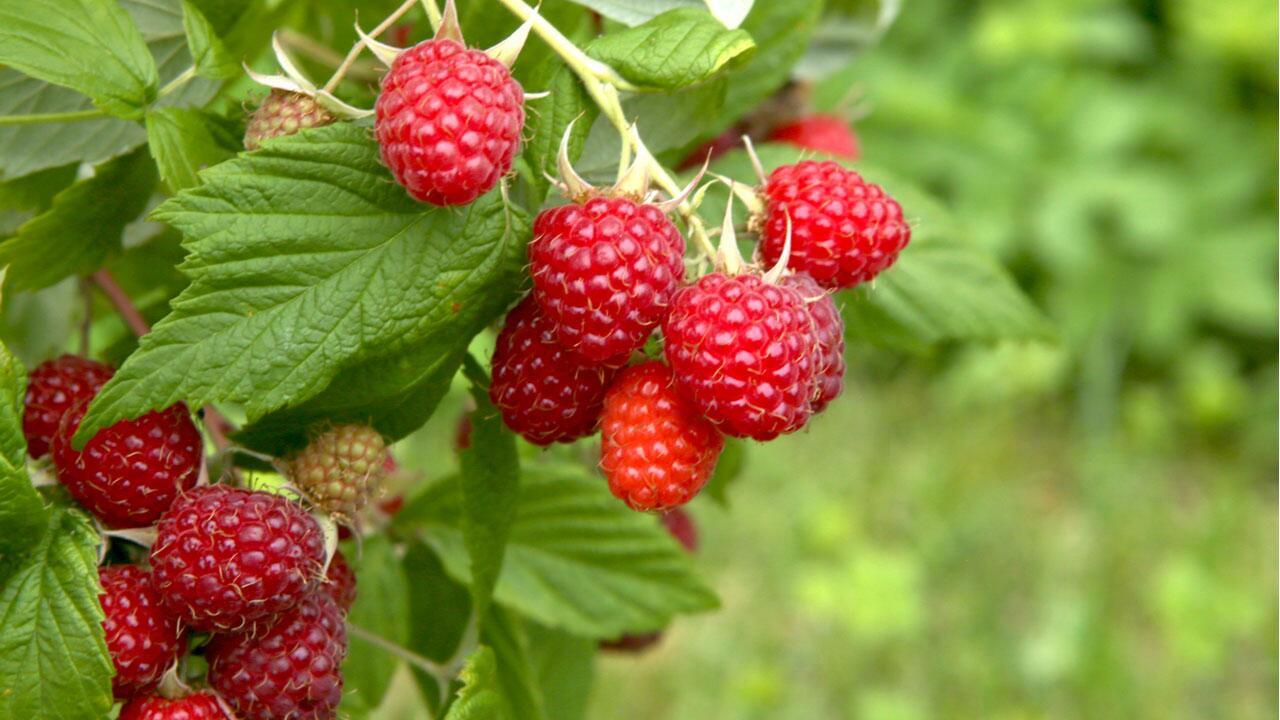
[582, 0, 1277, 718]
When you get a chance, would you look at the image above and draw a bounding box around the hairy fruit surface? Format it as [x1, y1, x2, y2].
[244, 89, 335, 151]
[99, 565, 186, 699]
[600, 362, 723, 511]
[530, 196, 686, 363]
[662, 272, 817, 440]
[375, 38, 524, 206]
[22, 355, 113, 458]
[118, 692, 232, 720]
[781, 272, 846, 413]
[150, 485, 326, 632]
[760, 160, 909, 289]
[285, 424, 388, 519]
[489, 297, 621, 445]
[52, 401, 201, 528]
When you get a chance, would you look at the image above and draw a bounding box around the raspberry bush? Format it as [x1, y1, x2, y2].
[0, 1, 1048, 718]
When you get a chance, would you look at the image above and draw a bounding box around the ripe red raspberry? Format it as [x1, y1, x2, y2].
[285, 424, 388, 519]
[207, 593, 347, 720]
[322, 550, 357, 612]
[662, 272, 817, 440]
[600, 362, 722, 511]
[489, 297, 621, 445]
[759, 160, 910, 289]
[766, 115, 859, 159]
[375, 38, 524, 206]
[660, 507, 699, 552]
[244, 89, 335, 151]
[119, 692, 232, 720]
[99, 565, 186, 699]
[22, 355, 113, 458]
[52, 401, 201, 528]
[781, 272, 846, 413]
[150, 485, 326, 632]
[530, 196, 686, 363]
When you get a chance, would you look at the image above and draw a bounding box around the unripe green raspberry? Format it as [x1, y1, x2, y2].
[244, 90, 335, 151]
[286, 424, 388, 519]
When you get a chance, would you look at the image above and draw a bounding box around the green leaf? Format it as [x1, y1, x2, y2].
[145, 107, 239, 191]
[0, 163, 78, 213]
[563, 0, 704, 27]
[482, 606, 546, 720]
[403, 540, 472, 713]
[343, 536, 411, 712]
[795, 0, 901, 80]
[75, 123, 529, 447]
[0, 0, 158, 118]
[720, 0, 821, 123]
[445, 647, 505, 720]
[525, 622, 594, 720]
[397, 464, 719, 638]
[181, 0, 237, 79]
[587, 8, 755, 90]
[0, 339, 43, 579]
[521, 64, 596, 204]
[459, 357, 520, 622]
[0, 505, 112, 720]
[702, 436, 745, 506]
[0, 0, 222, 179]
[0, 147, 157, 293]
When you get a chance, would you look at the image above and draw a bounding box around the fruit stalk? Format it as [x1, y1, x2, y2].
[322, 0, 421, 93]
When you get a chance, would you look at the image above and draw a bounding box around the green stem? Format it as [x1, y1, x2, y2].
[158, 66, 197, 98]
[0, 108, 107, 125]
[322, 0, 420, 93]
[492, 0, 714, 256]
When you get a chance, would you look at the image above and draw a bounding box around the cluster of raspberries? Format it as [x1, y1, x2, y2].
[487, 155, 910, 513]
[23, 356, 383, 719]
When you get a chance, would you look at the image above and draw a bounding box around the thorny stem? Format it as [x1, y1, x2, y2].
[0, 108, 107, 125]
[90, 268, 235, 454]
[321, 0, 420, 93]
[491, 0, 715, 256]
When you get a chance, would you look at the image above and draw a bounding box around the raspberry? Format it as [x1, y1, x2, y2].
[766, 115, 859, 159]
[322, 550, 357, 612]
[22, 355, 113, 458]
[150, 485, 326, 632]
[99, 565, 186, 699]
[375, 38, 524, 206]
[759, 160, 910, 289]
[599, 362, 722, 511]
[660, 507, 699, 553]
[119, 692, 232, 720]
[489, 297, 621, 445]
[662, 272, 817, 440]
[207, 593, 347, 720]
[52, 401, 202, 528]
[781, 272, 846, 413]
[285, 424, 388, 519]
[530, 196, 686, 363]
[243, 89, 335, 151]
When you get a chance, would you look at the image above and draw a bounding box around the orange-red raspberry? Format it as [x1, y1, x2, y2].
[22, 355, 113, 458]
[489, 297, 621, 445]
[119, 691, 232, 720]
[99, 565, 186, 699]
[766, 115, 859, 159]
[150, 485, 325, 632]
[781, 272, 846, 413]
[52, 400, 202, 528]
[760, 160, 909, 289]
[662, 272, 817, 440]
[207, 593, 347, 720]
[375, 38, 524, 206]
[530, 196, 685, 363]
[600, 362, 722, 511]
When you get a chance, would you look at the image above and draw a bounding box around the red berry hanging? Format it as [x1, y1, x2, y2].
[766, 114, 860, 159]
[119, 691, 233, 720]
[52, 401, 202, 528]
[99, 565, 186, 699]
[781, 272, 846, 414]
[530, 196, 686, 363]
[374, 7, 526, 206]
[322, 550, 357, 612]
[758, 160, 909, 290]
[22, 355, 113, 458]
[489, 297, 621, 445]
[150, 485, 326, 632]
[207, 593, 347, 720]
[662, 272, 817, 441]
[599, 362, 723, 511]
